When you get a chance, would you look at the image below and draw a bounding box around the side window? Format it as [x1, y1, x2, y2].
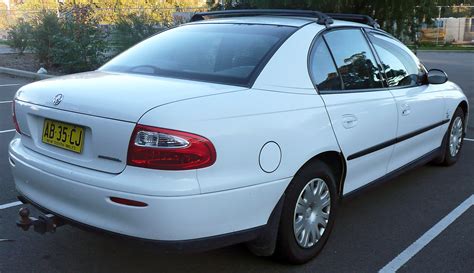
[367, 32, 426, 87]
[324, 29, 384, 90]
[309, 38, 343, 91]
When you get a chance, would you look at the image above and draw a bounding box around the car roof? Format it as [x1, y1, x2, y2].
[188, 16, 370, 28]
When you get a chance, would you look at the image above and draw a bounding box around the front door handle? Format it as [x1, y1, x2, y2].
[342, 114, 358, 129]
[401, 104, 411, 116]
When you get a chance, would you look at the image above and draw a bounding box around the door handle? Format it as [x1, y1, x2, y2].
[342, 114, 358, 129]
[401, 104, 411, 116]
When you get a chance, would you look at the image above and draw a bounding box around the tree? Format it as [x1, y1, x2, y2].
[15, 0, 58, 11]
[0, 3, 9, 28]
[210, 0, 473, 42]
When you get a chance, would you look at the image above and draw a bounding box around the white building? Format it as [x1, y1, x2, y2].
[2, 0, 9, 10]
[439, 17, 474, 44]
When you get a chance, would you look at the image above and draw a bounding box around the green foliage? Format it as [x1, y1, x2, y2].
[29, 11, 61, 66]
[0, 3, 9, 29]
[11, 0, 207, 25]
[25, 6, 107, 73]
[111, 13, 164, 53]
[14, 0, 58, 11]
[7, 19, 33, 54]
[5, 0, 473, 74]
[50, 5, 108, 73]
[210, 0, 473, 42]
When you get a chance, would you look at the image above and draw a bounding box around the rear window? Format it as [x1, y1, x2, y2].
[100, 24, 296, 86]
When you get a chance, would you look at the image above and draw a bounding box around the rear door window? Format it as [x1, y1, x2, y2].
[324, 29, 384, 90]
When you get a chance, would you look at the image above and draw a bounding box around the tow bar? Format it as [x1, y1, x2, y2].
[16, 207, 65, 234]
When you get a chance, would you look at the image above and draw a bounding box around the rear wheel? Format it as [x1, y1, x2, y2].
[274, 160, 338, 264]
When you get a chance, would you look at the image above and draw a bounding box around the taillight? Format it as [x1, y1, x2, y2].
[127, 125, 216, 170]
[12, 100, 21, 134]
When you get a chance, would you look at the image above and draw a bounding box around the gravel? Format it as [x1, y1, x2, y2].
[0, 53, 63, 75]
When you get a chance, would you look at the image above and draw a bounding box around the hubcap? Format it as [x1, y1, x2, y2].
[449, 116, 463, 157]
[293, 178, 331, 248]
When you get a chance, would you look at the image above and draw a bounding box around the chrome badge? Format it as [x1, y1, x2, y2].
[52, 94, 64, 106]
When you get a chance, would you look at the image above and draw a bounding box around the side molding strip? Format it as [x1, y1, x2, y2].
[347, 119, 450, 160]
[343, 147, 441, 198]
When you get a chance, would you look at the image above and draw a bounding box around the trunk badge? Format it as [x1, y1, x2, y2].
[52, 94, 64, 105]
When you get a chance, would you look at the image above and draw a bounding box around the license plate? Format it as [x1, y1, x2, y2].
[42, 119, 85, 153]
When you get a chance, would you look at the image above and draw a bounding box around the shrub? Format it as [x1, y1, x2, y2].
[51, 5, 108, 73]
[25, 6, 107, 73]
[29, 11, 61, 67]
[111, 13, 164, 54]
[7, 19, 33, 55]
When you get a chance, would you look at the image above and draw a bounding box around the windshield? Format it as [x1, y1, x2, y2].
[100, 23, 296, 86]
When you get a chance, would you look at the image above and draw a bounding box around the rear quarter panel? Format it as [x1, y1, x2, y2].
[138, 89, 340, 194]
[139, 22, 340, 195]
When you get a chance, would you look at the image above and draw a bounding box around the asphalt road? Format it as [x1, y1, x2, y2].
[0, 52, 473, 273]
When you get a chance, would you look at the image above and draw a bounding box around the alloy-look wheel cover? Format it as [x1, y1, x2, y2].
[449, 116, 463, 157]
[293, 178, 331, 248]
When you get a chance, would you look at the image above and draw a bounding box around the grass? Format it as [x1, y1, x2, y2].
[0, 40, 9, 45]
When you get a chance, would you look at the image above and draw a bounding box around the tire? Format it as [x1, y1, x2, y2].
[274, 160, 339, 264]
[434, 107, 465, 166]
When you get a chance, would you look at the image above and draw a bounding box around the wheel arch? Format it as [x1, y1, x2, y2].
[457, 100, 469, 131]
[293, 151, 347, 198]
[459, 100, 468, 117]
[250, 151, 346, 257]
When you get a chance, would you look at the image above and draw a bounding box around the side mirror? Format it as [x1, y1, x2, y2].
[428, 69, 448, 84]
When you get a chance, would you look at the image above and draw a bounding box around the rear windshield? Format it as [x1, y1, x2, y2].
[100, 24, 296, 86]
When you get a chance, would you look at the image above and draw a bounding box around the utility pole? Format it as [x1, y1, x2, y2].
[435, 6, 442, 46]
[56, 0, 64, 17]
[4, 0, 10, 26]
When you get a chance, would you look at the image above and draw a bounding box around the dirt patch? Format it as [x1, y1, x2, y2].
[0, 53, 64, 75]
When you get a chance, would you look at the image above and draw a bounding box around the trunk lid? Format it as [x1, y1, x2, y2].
[16, 71, 245, 122]
[14, 71, 245, 174]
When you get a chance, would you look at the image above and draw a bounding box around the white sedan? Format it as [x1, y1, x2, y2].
[9, 10, 468, 263]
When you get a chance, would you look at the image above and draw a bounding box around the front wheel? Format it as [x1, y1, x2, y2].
[436, 108, 465, 166]
[274, 160, 338, 264]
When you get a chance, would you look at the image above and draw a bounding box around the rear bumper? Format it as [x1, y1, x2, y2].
[9, 137, 289, 242]
[16, 194, 264, 252]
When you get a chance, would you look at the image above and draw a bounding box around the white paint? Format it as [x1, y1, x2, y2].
[322, 90, 398, 194]
[379, 195, 474, 273]
[464, 138, 474, 142]
[16, 71, 245, 122]
[0, 129, 15, 134]
[387, 85, 446, 174]
[0, 201, 22, 210]
[5, 19, 471, 245]
[0, 84, 22, 87]
[0, 100, 12, 104]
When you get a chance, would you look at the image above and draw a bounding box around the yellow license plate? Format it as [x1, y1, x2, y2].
[42, 119, 85, 153]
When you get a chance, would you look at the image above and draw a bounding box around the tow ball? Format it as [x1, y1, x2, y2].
[16, 207, 65, 234]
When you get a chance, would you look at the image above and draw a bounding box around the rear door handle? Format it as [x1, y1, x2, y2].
[342, 114, 358, 129]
